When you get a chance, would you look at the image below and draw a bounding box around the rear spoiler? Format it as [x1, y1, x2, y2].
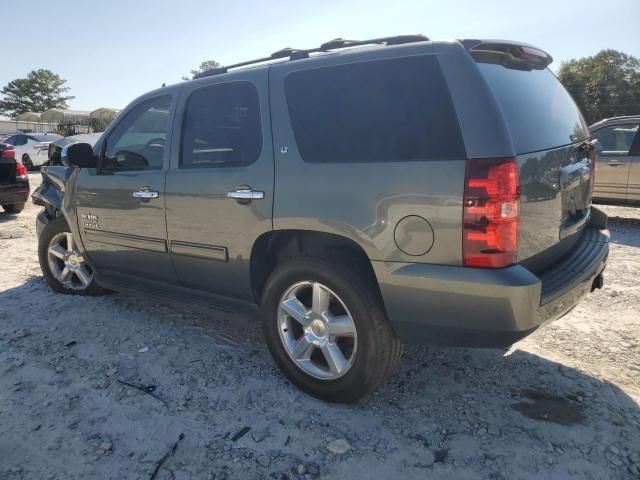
[461, 39, 553, 70]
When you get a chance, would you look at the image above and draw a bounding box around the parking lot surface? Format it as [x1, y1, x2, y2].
[1, 173, 639, 479]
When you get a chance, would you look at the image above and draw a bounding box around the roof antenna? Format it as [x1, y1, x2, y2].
[161, 83, 166, 87]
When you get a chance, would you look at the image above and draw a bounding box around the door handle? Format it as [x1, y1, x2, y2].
[607, 161, 626, 167]
[227, 188, 265, 200]
[132, 188, 159, 199]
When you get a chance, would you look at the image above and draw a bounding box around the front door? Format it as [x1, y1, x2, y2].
[165, 71, 273, 300]
[592, 123, 639, 202]
[75, 93, 177, 284]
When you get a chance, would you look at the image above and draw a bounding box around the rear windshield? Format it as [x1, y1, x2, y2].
[285, 55, 466, 163]
[477, 63, 589, 154]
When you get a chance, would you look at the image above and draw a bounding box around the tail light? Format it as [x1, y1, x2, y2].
[463, 157, 520, 268]
[1, 147, 15, 159]
[15, 162, 29, 181]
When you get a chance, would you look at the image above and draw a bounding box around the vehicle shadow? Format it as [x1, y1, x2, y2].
[0, 211, 19, 224]
[2, 276, 638, 478]
[608, 215, 640, 247]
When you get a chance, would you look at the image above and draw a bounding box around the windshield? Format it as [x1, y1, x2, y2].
[477, 63, 589, 154]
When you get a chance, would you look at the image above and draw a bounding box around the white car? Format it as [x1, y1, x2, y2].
[2, 132, 63, 170]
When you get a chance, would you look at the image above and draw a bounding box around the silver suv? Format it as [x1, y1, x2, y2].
[33, 36, 609, 402]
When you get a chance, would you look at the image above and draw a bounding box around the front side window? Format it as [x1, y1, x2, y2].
[284, 55, 466, 163]
[102, 95, 171, 171]
[181, 82, 262, 168]
[593, 124, 639, 156]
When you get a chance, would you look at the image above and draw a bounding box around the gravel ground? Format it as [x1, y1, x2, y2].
[1, 173, 639, 480]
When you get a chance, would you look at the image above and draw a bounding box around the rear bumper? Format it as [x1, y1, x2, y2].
[0, 182, 30, 205]
[373, 214, 609, 347]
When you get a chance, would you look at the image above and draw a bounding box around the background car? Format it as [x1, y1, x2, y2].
[3, 132, 63, 170]
[590, 116, 640, 204]
[46, 132, 102, 166]
[0, 143, 30, 213]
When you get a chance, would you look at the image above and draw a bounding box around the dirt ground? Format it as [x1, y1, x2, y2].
[1, 173, 639, 480]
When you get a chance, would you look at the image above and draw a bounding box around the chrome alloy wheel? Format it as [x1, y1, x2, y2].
[47, 232, 94, 290]
[277, 281, 357, 380]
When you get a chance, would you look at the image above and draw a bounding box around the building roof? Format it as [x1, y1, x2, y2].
[15, 111, 41, 121]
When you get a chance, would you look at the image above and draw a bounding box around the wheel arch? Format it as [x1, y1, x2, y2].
[250, 229, 383, 306]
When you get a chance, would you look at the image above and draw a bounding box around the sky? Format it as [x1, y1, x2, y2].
[2, 0, 639, 111]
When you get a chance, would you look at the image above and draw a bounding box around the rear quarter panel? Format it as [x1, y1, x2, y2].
[269, 44, 466, 265]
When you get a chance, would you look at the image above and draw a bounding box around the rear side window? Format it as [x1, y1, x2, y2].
[477, 63, 589, 154]
[285, 55, 465, 163]
[181, 82, 262, 168]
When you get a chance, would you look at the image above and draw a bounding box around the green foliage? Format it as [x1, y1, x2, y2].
[0, 69, 74, 118]
[558, 50, 640, 124]
[182, 59, 221, 80]
[90, 117, 112, 132]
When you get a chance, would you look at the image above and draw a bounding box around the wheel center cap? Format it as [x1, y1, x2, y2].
[68, 255, 79, 267]
[310, 319, 327, 338]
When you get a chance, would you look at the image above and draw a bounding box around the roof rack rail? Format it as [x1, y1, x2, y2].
[193, 34, 429, 79]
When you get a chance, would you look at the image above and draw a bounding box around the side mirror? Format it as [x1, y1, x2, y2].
[62, 142, 96, 168]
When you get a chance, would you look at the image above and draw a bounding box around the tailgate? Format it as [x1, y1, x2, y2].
[0, 159, 16, 185]
[517, 143, 594, 261]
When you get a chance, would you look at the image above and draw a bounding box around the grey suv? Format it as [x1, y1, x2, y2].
[32, 36, 609, 402]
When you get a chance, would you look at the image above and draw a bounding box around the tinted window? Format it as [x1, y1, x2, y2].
[477, 63, 589, 154]
[285, 55, 465, 163]
[593, 124, 639, 156]
[103, 95, 171, 171]
[181, 82, 262, 168]
[9, 135, 27, 146]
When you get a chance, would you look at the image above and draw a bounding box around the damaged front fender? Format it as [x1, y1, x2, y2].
[31, 166, 76, 217]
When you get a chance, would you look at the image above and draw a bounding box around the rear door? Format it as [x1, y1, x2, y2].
[75, 93, 177, 284]
[164, 70, 273, 300]
[591, 123, 639, 202]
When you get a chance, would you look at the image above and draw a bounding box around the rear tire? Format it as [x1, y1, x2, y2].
[2, 203, 25, 214]
[261, 254, 402, 403]
[38, 216, 108, 296]
[22, 154, 34, 171]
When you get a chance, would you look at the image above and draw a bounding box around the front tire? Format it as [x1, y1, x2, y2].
[2, 203, 25, 214]
[261, 255, 402, 403]
[38, 216, 108, 295]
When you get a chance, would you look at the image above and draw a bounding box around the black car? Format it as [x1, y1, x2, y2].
[0, 144, 30, 213]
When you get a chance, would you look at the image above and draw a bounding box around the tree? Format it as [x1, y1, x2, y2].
[558, 50, 640, 124]
[182, 60, 221, 80]
[0, 69, 74, 118]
